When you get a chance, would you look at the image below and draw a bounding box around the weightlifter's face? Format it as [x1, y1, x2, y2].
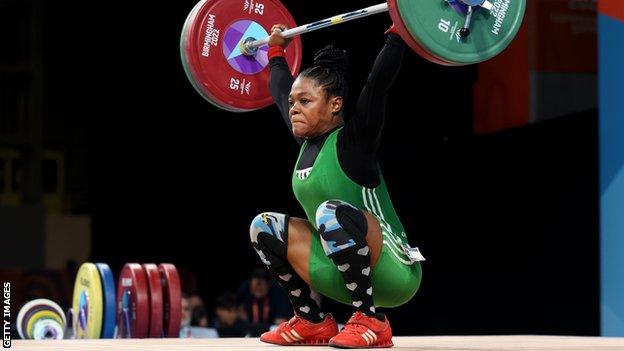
[289, 76, 342, 138]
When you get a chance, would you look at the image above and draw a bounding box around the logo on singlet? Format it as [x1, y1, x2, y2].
[295, 167, 312, 180]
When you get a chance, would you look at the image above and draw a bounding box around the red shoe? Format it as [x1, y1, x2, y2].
[260, 313, 338, 346]
[329, 311, 393, 348]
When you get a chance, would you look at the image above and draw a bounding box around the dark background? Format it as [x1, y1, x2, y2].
[2, 0, 598, 336]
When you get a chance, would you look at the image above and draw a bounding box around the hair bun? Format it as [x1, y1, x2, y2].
[313, 45, 348, 77]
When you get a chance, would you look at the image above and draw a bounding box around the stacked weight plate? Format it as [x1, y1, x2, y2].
[16, 299, 66, 340]
[69, 262, 181, 339]
[72, 262, 117, 339]
[116, 263, 182, 338]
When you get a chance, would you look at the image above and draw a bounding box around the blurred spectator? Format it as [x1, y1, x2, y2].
[236, 267, 292, 336]
[212, 292, 246, 337]
[181, 293, 192, 328]
[180, 293, 218, 338]
[189, 293, 209, 327]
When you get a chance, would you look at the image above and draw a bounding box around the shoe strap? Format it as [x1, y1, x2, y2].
[276, 315, 300, 332]
[343, 312, 382, 335]
[343, 313, 372, 335]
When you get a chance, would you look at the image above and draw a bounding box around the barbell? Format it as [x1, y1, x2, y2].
[180, 0, 525, 112]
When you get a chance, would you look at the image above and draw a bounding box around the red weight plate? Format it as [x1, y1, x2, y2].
[142, 264, 164, 338]
[181, 0, 247, 112]
[387, 0, 459, 66]
[183, 0, 302, 111]
[158, 263, 182, 338]
[116, 263, 149, 338]
[182, 0, 299, 111]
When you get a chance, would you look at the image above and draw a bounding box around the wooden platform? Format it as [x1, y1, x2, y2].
[11, 335, 624, 350]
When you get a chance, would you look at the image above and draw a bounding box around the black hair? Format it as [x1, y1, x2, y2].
[215, 292, 238, 310]
[299, 45, 349, 102]
[251, 267, 269, 281]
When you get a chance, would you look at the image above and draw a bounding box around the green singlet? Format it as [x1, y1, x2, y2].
[292, 128, 423, 308]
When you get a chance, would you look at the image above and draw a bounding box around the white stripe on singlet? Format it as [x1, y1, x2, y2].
[362, 187, 413, 265]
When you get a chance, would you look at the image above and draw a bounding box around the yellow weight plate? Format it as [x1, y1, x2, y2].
[72, 262, 104, 339]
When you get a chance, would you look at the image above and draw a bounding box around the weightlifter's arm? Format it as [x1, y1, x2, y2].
[268, 25, 303, 145]
[340, 30, 406, 153]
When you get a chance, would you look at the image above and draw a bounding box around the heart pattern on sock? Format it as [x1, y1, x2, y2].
[338, 263, 351, 272]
